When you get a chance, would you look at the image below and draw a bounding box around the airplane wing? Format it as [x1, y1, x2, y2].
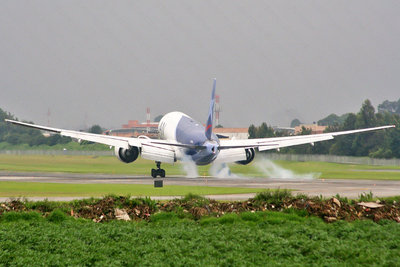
[219, 125, 396, 151]
[4, 119, 142, 149]
[4, 119, 205, 150]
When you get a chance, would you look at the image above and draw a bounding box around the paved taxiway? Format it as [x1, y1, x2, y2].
[1, 172, 400, 201]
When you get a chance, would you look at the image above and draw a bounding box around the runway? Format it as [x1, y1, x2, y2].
[1, 171, 400, 201]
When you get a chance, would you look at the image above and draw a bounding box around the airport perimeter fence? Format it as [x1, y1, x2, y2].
[0, 150, 399, 166]
[264, 153, 400, 166]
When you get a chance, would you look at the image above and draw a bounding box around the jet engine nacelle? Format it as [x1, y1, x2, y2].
[115, 146, 140, 163]
[235, 148, 255, 165]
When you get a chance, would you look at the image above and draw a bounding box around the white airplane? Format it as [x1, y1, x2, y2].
[5, 79, 395, 178]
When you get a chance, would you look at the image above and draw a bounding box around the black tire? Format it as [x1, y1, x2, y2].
[151, 169, 157, 178]
[160, 169, 166, 178]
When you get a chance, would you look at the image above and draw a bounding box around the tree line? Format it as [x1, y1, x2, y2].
[0, 108, 103, 148]
[249, 99, 400, 159]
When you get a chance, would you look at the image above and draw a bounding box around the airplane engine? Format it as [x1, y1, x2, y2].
[114, 146, 140, 163]
[235, 148, 255, 165]
[214, 147, 254, 165]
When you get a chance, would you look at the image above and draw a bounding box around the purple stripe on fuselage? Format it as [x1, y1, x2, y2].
[175, 115, 219, 165]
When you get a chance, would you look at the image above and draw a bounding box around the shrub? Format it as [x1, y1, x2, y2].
[199, 216, 219, 225]
[47, 209, 68, 223]
[150, 212, 179, 223]
[181, 193, 210, 206]
[0, 211, 42, 222]
[253, 189, 292, 204]
[218, 213, 239, 224]
[240, 212, 262, 222]
[359, 192, 374, 202]
[26, 199, 62, 213]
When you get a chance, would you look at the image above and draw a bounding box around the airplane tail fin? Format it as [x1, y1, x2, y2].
[205, 78, 216, 140]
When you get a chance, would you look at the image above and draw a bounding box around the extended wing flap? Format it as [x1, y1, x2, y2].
[141, 143, 176, 163]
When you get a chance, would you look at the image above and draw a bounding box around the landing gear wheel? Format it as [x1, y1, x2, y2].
[151, 169, 157, 178]
[151, 161, 166, 178]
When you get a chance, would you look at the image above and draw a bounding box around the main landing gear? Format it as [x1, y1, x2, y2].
[151, 161, 165, 178]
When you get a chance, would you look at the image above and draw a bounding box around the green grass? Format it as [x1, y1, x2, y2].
[0, 212, 399, 266]
[0, 155, 166, 175]
[0, 182, 265, 197]
[0, 141, 109, 151]
[1, 154, 400, 179]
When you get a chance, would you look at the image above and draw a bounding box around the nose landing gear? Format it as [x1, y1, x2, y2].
[151, 161, 165, 178]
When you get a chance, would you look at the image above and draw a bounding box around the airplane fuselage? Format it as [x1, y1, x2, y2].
[158, 111, 220, 165]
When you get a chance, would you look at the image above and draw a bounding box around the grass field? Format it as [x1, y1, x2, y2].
[0, 182, 265, 197]
[1, 210, 399, 266]
[1, 154, 400, 180]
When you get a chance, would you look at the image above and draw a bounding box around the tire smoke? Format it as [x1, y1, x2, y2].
[181, 156, 199, 178]
[209, 163, 239, 178]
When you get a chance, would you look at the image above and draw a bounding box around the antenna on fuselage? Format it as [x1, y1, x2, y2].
[205, 78, 216, 140]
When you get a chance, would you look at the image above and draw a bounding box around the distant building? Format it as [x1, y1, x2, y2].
[273, 126, 295, 135]
[213, 128, 249, 139]
[294, 124, 327, 135]
[122, 120, 159, 130]
[105, 120, 249, 140]
[105, 120, 159, 138]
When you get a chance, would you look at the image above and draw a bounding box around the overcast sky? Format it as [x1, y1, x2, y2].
[1, 1, 399, 129]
